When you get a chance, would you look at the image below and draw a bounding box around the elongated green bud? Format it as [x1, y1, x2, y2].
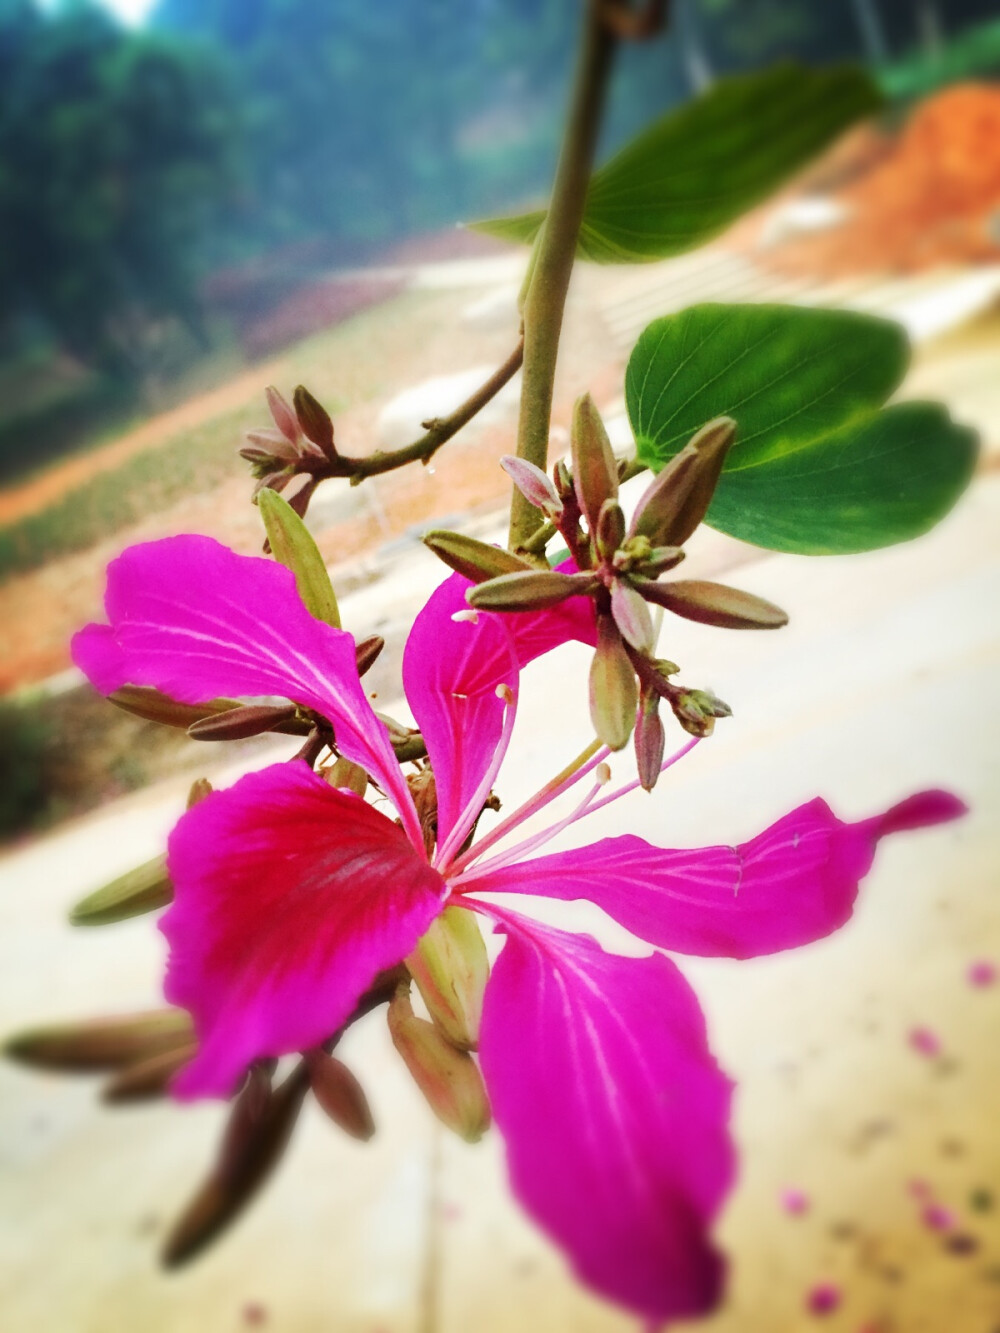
[629, 416, 736, 548]
[258, 488, 341, 628]
[589, 613, 638, 751]
[407, 906, 489, 1050]
[162, 1063, 309, 1269]
[108, 685, 241, 730]
[102, 1042, 196, 1103]
[423, 530, 535, 583]
[638, 579, 788, 630]
[70, 853, 173, 926]
[304, 1050, 375, 1141]
[595, 498, 626, 562]
[571, 394, 618, 533]
[634, 687, 665, 792]
[6, 1009, 193, 1071]
[500, 455, 563, 520]
[467, 569, 596, 612]
[387, 987, 491, 1143]
[188, 703, 298, 743]
[610, 578, 655, 653]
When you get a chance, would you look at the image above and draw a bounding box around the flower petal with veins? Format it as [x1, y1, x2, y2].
[459, 791, 965, 959]
[475, 907, 733, 1321]
[72, 536, 420, 843]
[163, 761, 446, 1098]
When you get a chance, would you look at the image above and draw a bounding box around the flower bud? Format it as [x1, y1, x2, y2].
[324, 757, 368, 797]
[589, 614, 638, 751]
[304, 1050, 375, 1141]
[162, 1063, 310, 1269]
[69, 853, 173, 926]
[102, 1042, 197, 1103]
[244, 426, 300, 463]
[407, 907, 489, 1050]
[571, 393, 618, 532]
[467, 569, 596, 613]
[670, 687, 732, 738]
[188, 703, 299, 743]
[266, 386, 300, 445]
[637, 579, 789, 630]
[258, 488, 341, 628]
[5, 1009, 193, 1071]
[387, 987, 491, 1143]
[355, 635, 385, 676]
[423, 530, 535, 583]
[293, 385, 337, 460]
[108, 685, 240, 730]
[633, 545, 686, 576]
[595, 498, 626, 562]
[629, 416, 736, 548]
[634, 687, 666, 792]
[500, 456, 563, 520]
[610, 578, 655, 653]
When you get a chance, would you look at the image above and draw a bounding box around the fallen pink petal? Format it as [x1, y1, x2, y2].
[781, 1188, 811, 1216]
[908, 1027, 943, 1058]
[967, 960, 996, 987]
[806, 1282, 843, 1315]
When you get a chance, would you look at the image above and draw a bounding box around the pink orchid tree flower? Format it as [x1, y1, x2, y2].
[73, 534, 965, 1325]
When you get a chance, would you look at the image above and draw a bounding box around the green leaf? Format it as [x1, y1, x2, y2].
[258, 488, 341, 627]
[471, 62, 881, 263]
[626, 303, 977, 554]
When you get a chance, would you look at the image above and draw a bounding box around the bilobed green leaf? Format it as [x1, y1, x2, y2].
[471, 62, 881, 263]
[626, 304, 977, 554]
[258, 488, 340, 627]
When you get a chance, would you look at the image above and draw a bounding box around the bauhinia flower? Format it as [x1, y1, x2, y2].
[72, 534, 963, 1324]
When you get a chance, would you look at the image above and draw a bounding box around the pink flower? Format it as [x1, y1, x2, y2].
[73, 535, 965, 1325]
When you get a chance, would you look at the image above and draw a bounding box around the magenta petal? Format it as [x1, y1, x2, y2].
[461, 791, 965, 959]
[72, 536, 419, 842]
[162, 761, 446, 1098]
[402, 566, 596, 848]
[476, 908, 733, 1322]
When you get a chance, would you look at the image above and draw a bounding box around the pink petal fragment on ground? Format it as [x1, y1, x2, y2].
[922, 1203, 957, 1232]
[908, 1026, 942, 1058]
[461, 792, 966, 959]
[72, 536, 420, 843]
[968, 960, 996, 987]
[402, 567, 595, 849]
[162, 761, 445, 1098]
[475, 908, 734, 1323]
[781, 1188, 811, 1216]
[806, 1282, 842, 1315]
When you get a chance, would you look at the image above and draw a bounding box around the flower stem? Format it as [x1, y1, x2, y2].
[509, 1, 618, 551]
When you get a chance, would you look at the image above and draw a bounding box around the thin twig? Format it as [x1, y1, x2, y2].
[344, 336, 524, 484]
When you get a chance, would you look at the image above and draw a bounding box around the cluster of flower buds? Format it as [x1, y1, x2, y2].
[239, 384, 347, 517]
[426, 394, 788, 789]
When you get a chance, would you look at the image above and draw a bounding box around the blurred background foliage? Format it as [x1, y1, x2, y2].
[1, 0, 999, 486]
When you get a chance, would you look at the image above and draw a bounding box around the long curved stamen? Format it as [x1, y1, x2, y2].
[448, 739, 609, 876]
[449, 765, 611, 888]
[578, 737, 701, 821]
[435, 684, 519, 871]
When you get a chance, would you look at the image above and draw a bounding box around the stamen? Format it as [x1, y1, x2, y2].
[579, 737, 701, 820]
[450, 769, 610, 885]
[434, 685, 519, 871]
[448, 738, 609, 875]
[450, 608, 480, 625]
